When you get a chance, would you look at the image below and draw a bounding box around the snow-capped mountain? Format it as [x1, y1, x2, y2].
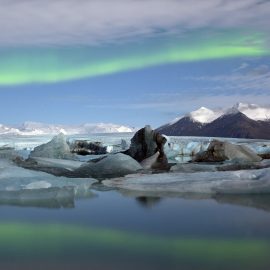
[188, 107, 223, 123]
[0, 122, 135, 136]
[157, 103, 270, 139]
[233, 103, 270, 121]
[168, 103, 270, 125]
[0, 124, 20, 135]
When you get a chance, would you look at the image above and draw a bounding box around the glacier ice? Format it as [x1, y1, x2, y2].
[30, 157, 85, 170]
[29, 133, 75, 160]
[193, 140, 262, 163]
[73, 153, 143, 179]
[0, 159, 97, 194]
[171, 163, 218, 173]
[0, 121, 135, 136]
[103, 167, 270, 194]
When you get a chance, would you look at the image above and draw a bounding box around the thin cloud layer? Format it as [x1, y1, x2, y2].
[0, 0, 269, 45]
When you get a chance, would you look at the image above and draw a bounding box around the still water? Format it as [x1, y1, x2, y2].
[1, 187, 270, 270]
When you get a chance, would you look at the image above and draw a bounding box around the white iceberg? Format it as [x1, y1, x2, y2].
[29, 133, 75, 160]
[103, 167, 270, 194]
[0, 159, 97, 194]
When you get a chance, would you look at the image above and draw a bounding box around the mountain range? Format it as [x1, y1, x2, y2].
[157, 103, 270, 139]
[0, 122, 135, 136]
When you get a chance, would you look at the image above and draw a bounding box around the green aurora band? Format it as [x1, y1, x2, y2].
[0, 32, 268, 85]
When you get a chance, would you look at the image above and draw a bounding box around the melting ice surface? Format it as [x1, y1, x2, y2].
[1, 133, 270, 270]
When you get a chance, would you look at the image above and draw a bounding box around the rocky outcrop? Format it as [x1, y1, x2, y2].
[29, 133, 75, 160]
[193, 140, 262, 163]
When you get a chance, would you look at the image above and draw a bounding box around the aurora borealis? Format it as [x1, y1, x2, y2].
[0, 0, 269, 126]
[0, 31, 268, 85]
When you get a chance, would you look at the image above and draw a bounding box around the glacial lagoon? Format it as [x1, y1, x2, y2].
[1, 133, 270, 270]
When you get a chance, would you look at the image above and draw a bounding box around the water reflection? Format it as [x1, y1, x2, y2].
[121, 189, 270, 213]
[214, 194, 270, 212]
[0, 222, 269, 270]
[0, 187, 97, 209]
[136, 196, 161, 208]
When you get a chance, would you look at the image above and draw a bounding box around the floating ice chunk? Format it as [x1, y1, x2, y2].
[31, 157, 85, 170]
[140, 152, 160, 169]
[74, 153, 143, 179]
[103, 167, 270, 194]
[171, 163, 217, 173]
[29, 133, 75, 160]
[164, 137, 211, 160]
[194, 140, 262, 163]
[106, 145, 114, 153]
[247, 143, 270, 157]
[0, 160, 97, 194]
[24, 181, 52, 189]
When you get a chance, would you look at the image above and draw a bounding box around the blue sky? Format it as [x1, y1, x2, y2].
[0, 0, 269, 128]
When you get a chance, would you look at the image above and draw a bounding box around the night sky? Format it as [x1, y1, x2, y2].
[0, 0, 269, 127]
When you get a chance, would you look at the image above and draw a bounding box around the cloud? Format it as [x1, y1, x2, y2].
[233, 62, 249, 72]
[247, 64, 270, 75]
[0, 0, 270, 46]
[186, 66, 270, 94]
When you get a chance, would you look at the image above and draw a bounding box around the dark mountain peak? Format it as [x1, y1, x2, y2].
[156, 115, 204, 136]
[157, 110, 270, 139]
[214, 110, 252, 123]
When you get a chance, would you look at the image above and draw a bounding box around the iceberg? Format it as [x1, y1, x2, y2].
[29, 133, 75, 160]
[0, 159, 97, 195]
[29, 157, 85, 170]
[103, 167, 270, 194]
[74, 153, 143, 179]
[163, 136, 270, 162]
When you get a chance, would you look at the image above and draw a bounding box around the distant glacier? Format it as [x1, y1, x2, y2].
[0, 121, 136, 136]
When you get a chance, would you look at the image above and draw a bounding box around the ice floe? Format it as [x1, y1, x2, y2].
[103, 167, 270, 194]
[0, 159, 97, 194]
